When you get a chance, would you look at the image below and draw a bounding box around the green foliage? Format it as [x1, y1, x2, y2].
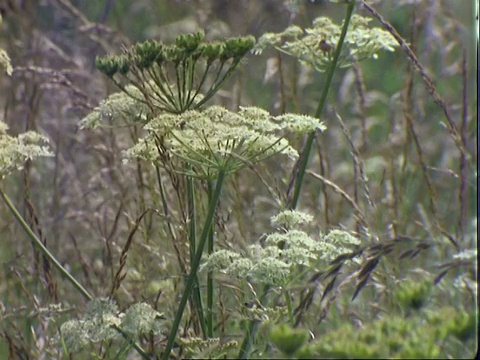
[179, 337, 238, 359]
[395, 279, 432, 311]
[301, 306, 477, 359]
[0, 1, 476, 359]
[269, 324, 309, 357]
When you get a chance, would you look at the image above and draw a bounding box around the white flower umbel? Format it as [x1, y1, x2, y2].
[266, 230, 322, 265]
[270, 210, 314, 229]
[248, 256, 290, 286]
[0, 48, 12, 76]
[203, 221, 332, 286]
[323, 229, 361, 246]
[0, 121, 52, 179]
[200, 249, 241, 272]
[318, 229, 362, 262]
[79, 85, 150, 129]
[123, 106, 325, 179]
[120, 303, 164, 337]
[202, 224, 364, 286]
[60, 298, 122, 352]
[254, 14, 398, 72]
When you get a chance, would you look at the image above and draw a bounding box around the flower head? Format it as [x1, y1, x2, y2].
[123, 106, 323, 179]
[0, 122, 52, 179]
[254, 14, 398, 72]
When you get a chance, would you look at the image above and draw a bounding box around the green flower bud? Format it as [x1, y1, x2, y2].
[202, 42, 224, 63]
[221, 36, 256, 61]
[96, 55, 119, 77]
[116, 54, 130, 75]
[175, 31, 205, 52]
[164, 45, 185, 64]
[133, 40, 164, 69]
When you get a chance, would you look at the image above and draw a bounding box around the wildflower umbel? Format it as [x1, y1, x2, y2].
[202, 211, 361, 286]
[0, 48, 12, 76]
[254, 14, 398, 72]
[95, 32, 256, 114]
[59, 298, 165, 352]
[0, 121, 52, 179]
[123, 106, 325, 179]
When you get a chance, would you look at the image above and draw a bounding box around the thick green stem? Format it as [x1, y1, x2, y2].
[206, 180, 214, 338]
[186, 164, 208, 338]
[162, 170, 226, 360]
[289, 1, 356, 210]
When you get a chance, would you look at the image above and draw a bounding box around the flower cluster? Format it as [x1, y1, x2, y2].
[95, 32, 256, 114]
[0, 16, 12, 76]
[271, 209, 314, 229]
[179, 337, 238, 358]
[253, 14, 398, 72]
[79, 85, 150, 129]
[0, 48, 12, 76]
[0, 121, 52, 179]
[59, 298, 165, 352]
[123, 106, 325, 179]
[201, 211, 361, 286]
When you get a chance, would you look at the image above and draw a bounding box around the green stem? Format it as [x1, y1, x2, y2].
[206, 180, 214, 338]
[237, 285, 269, 359]
[289, 1, 356, 210]
[0, 188, 151, 359]
[284, 290, 294, 325]
[162, 170, 226, 360]
[186, 164, 208, 338]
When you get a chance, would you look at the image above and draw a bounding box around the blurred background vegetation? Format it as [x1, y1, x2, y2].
[0, 0, 477, 358]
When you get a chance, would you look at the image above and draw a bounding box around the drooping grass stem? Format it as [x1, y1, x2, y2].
[289, 0, 356, 210]
[0, 188, 92, 301]
[0, 188, 151, 359]
[162, 170, 226, 360]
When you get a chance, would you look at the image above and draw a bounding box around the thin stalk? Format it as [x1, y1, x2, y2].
[185, 62, 212, 109]
[289, 1, 355, 210]
[147, 66, 177, 110]
[237, 285, 269, 359]
[184, 56, 198, 109]
[186, 163, 208, 338]
[161, 170, 226, 360]
[284, 290, 294, 325]
[0, 188, 92, 301]
[181, 59, 188, 110]
[206, 180, 214, 338]
[153, 64, 179, 110]
[0, 188, 151, 359]
[175, 63, 183, 112]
